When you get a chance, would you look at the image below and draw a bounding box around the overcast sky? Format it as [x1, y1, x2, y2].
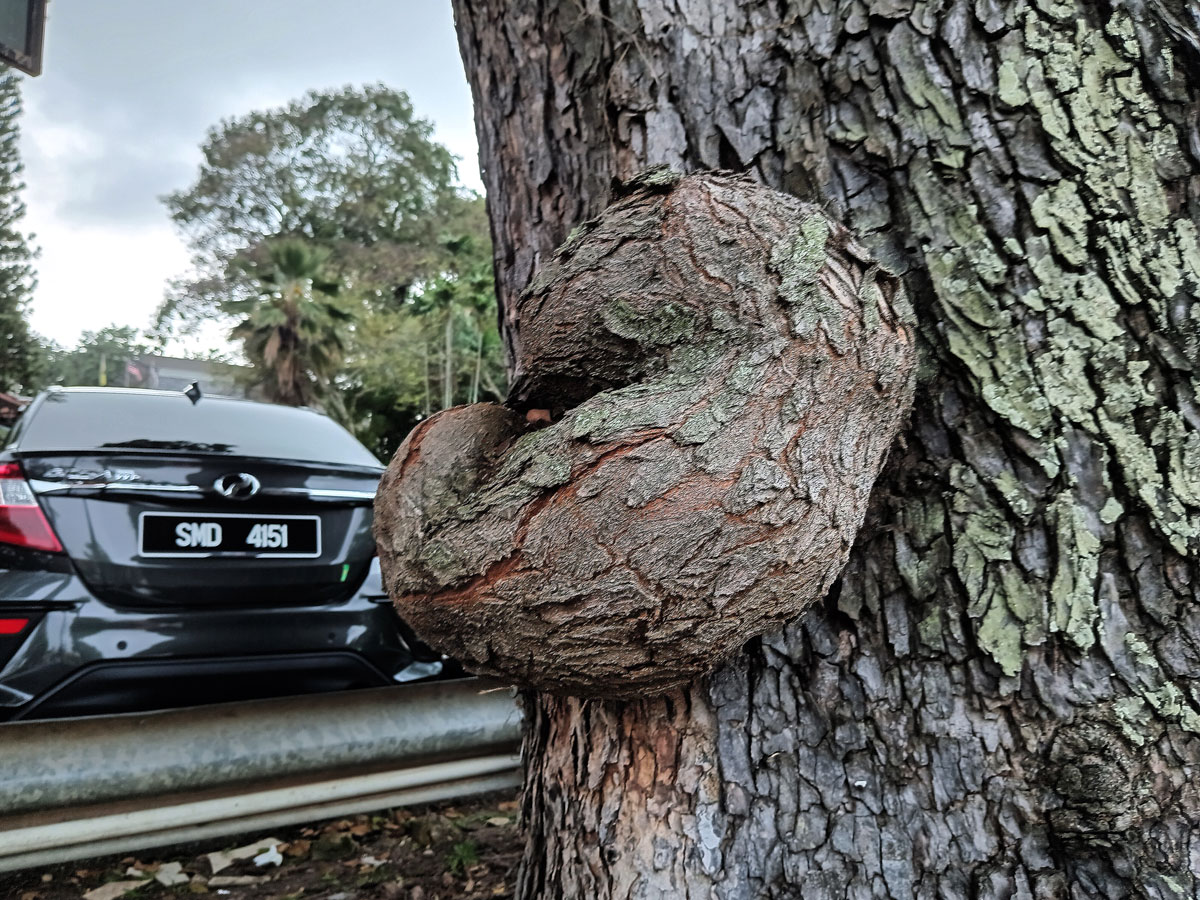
[20, 0, 481, 352]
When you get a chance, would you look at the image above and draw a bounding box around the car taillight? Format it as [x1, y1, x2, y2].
[0, 462, 63, 553]
[0, 617, 28, 635]
[0, 612, 37, 669]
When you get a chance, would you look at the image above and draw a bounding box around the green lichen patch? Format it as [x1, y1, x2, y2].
[601, 298, 699, 347]
[894, 494, 950, 602]
[618, 164, 683, 193]
[878, 2, 1200, 680]
[1049, 494, 1101, 651]
[771, 216, 844, 345]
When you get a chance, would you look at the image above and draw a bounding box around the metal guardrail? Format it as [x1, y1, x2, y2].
[0, 679, 523, 872]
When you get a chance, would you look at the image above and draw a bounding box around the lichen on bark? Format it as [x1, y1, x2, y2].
[374, 173, 916, 697]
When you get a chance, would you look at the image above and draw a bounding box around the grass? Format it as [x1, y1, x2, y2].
[446, 840, 480, 875]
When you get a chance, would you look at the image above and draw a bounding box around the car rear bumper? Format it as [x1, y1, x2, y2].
[0, 587, 438, 720]
[7, 651, 397, 720]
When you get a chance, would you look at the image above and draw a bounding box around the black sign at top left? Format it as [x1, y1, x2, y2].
[0, 0, 45, 76]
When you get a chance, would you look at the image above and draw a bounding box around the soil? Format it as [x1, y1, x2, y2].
[1, 792, 522, 900]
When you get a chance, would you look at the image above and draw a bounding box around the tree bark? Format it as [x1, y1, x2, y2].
[451, 0, 1200, 897]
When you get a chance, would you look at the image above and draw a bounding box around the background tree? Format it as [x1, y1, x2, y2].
[0, 66, 43, 394]
[407, 233, 504, 412]
[343, 234, 505, 459]
[231, 239, 350, 412]
[161, 84, 502, 453]
[340, 308, 429, 459]
[159, 83, 486, 329]
[447, 1, 1200, 897]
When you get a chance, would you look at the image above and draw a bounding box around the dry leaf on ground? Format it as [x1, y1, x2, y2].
[205, 836, 283, 874]
[81, 881, 146, 900]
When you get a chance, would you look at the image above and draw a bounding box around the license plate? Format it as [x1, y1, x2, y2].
[138, 513, 321, 558]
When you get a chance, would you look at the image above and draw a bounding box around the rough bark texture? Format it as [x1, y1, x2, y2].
[375, 173, 915, 696]
[450, 0, 1200, 897]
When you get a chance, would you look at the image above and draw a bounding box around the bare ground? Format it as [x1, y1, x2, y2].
[2, 792, 522, 900]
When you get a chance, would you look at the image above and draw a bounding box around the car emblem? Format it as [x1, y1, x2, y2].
[215, 472, 261, 500]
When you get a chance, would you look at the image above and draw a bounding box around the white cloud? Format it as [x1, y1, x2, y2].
[19, 0, 482, 354]
[25, 214, 190, 347]
[20, 99, 202, 349]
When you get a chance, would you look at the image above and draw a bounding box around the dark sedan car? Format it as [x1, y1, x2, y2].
[0, 386, 443, 720]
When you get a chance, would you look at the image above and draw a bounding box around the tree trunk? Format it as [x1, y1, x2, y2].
[443, 309, 456, 411]
[423, 340, 432, 418]
[452, 1, 1200, 897]
[470, 323, 483, 404]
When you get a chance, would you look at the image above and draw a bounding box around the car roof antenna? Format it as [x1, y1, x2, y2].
[184, 382, 203, 405]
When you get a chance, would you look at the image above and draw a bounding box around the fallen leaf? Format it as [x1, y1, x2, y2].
[496, 801, 518, 812]
[155, 861, 190, 886]
[485, 817, 510, 827]
[82, 881, 146, 900]
[348, 823, 373, 836]
[283, 839, 311, 858]
[208, 874, 271, 886]
[206, 836, 284, 874]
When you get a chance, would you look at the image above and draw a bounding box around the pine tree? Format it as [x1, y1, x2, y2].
[0, 66, 39, 394]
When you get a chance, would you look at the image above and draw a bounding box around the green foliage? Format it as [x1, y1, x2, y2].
[159, 83, 481, 331]
[160, 84, 505, 456]
[0, 67, 42, 394]
[230, 239, 351, 412]
[446, 839, 479, 875]
[343, 233, 506, 460]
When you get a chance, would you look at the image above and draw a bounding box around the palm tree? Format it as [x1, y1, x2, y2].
[230, 240, 352, 413]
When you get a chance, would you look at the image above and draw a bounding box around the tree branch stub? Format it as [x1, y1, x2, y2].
[374, 172, 917, 697]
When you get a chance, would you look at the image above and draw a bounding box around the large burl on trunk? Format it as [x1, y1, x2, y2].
[375, 172, 915, 697]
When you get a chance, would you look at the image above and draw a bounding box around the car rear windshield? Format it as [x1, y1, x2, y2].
[9, 391, 382, 468]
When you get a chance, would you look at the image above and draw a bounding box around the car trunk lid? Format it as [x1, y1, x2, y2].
[4, 389, 385, 610]
[23, 453, 381, 609]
